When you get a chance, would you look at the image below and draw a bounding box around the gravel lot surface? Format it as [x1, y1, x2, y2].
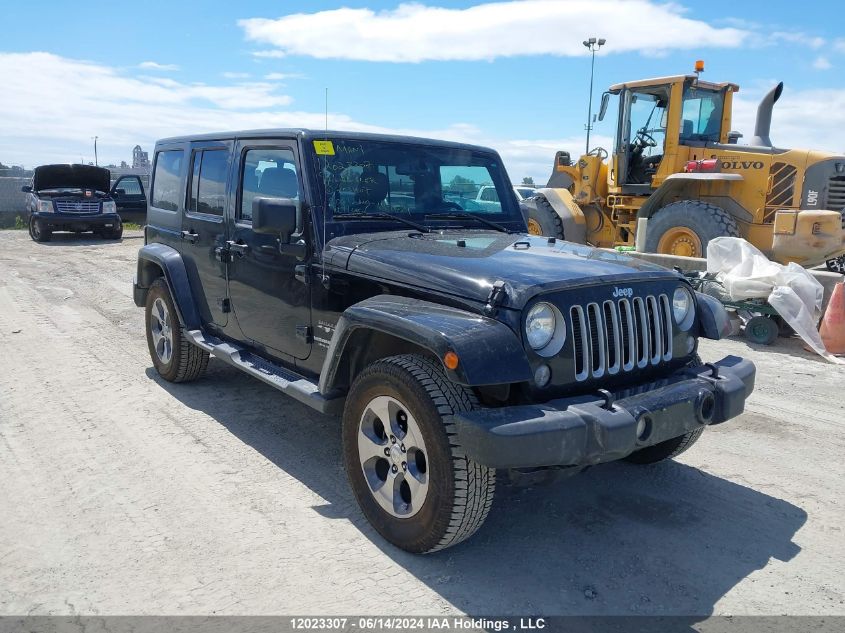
[0, 229, 843, 616]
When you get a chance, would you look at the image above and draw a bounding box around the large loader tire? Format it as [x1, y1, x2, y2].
[644, 200, 740, 258]
[522, 195, 565, 239]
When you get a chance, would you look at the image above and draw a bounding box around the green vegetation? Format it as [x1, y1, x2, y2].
[0, 215, 27, 230]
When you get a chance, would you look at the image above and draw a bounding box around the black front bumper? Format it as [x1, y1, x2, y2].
[32, 212, 121, 232]
[452, 355, 755, 469]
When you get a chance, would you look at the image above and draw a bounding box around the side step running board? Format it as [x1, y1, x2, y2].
[187, 330, 343, 415]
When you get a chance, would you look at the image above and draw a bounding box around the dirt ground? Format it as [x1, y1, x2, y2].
[0, 229, 843, 617]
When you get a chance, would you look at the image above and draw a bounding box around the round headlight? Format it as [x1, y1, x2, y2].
[525, 302, 556, 350]
[673, 287, 694, 327]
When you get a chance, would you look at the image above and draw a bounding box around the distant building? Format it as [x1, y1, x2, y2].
[132, 145, 150, 170]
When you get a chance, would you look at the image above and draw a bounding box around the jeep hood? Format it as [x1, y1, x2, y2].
[329, 231, 680, 309]
[33, 164, 111, 192]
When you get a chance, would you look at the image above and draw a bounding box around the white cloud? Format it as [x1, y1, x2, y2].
[264, 72, 291, 80]
[812, 56, 832, 70]
[0, 51, 581, 180]
[766, 32, 825, 49]
[4, 53, 842, 185]
[834, 39, 845, 53]
[222, 71, 251, 79]
[239, 0, 748, 62]
[0, 53, 300, 166]
[252, 50, 286, 59]
[138, 61, 179, 71]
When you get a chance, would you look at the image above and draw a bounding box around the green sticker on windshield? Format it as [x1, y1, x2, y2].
[313, 140, 335, 155]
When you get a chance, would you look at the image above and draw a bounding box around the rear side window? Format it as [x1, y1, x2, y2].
[188, 149, 228, 216]
[117, 177, 142, 195]
[151, 150, 184, 211]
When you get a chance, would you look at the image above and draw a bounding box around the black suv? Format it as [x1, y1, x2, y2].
[23, 164, 124, 242]
[133, 129, 755, 553]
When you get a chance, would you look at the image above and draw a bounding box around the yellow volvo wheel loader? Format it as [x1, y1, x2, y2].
[522, 66, 845, 268]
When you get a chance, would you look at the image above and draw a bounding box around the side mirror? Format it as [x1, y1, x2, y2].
[598, 92, 610, 122]
[21, 185, 32, 193]
[113, 188, 126, 196]
[252, 196, 298, 240]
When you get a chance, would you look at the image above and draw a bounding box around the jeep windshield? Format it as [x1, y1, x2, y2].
[308, 138, 525, 232]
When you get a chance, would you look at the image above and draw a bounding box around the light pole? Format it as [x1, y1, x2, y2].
[92, 136, 98, 166]
[583, 37, 606, 154]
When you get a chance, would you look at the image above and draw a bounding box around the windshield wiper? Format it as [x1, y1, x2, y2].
[425, 211, 511, 233]
[333, 212, 430, 233]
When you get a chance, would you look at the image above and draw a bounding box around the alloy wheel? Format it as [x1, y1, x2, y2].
[149, 297, 174, 365]
[357, 395, 429, 518]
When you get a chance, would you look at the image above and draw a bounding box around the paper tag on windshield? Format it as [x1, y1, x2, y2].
[313, 140, 335, 155]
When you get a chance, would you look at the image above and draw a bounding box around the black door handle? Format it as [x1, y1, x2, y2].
[181, 230, 199, 244]
[226, 240, 249, 256]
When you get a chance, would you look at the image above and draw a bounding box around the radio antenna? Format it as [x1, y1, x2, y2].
[322, 87, 329, 286]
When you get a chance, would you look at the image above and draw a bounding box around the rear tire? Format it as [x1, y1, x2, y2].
[645, 200, 740, 258]
[522, 195, 565, 238]
[145, 278, 209, 382]
[342, 354, 495, 553]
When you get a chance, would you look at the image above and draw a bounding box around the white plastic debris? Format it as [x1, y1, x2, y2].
[706, 237, 844, 364]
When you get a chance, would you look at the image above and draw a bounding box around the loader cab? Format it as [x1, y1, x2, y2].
[606, 75, 737, 195]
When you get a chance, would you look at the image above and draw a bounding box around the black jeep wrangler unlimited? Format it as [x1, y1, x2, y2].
[133, 130, 755, 553]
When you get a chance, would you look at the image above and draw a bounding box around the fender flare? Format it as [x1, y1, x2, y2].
[318, 295, 532, 395]
[532, 187, 587, 244]
[696, 292, 732, 340]
[637, 173, 744, 220]
[134, 243, 202, 330]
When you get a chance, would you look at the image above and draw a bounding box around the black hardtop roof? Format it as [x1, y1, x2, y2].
[155, 128, 498, 155]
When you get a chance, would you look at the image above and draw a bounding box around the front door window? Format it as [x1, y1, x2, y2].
[227, 142, 310, 361]
[623, 91, 668, 184]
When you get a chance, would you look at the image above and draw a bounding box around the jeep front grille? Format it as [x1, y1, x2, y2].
[570, 294, 672, 382]
[55, 200, 100, 214]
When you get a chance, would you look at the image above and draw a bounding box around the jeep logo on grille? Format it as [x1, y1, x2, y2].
[612, 287, 633, 298]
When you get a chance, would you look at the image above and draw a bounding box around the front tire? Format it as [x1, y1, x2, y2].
[100, 222, 123, 240]
[145, 278, 209, 382]
[342, 354, 495, 553]
[522, 196, 565, 238]
[645, 200, 740, 258]
[29, 216, 51, 242]
[624, 354, 705, 465]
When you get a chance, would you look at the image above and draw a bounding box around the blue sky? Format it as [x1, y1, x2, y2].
[1, 0, 843, 181]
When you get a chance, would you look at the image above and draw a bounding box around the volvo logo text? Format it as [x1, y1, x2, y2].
[612, 287, 633, 298]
